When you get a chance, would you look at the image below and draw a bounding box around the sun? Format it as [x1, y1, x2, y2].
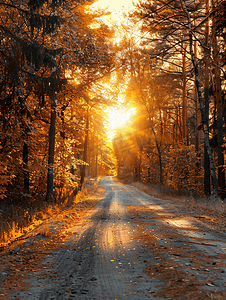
[89, 0, 137, 141]
[94, 0, 134, 11]
[90, 0, 136, 24]
[105, 106, 136, 141]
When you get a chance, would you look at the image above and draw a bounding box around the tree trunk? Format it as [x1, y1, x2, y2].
[139, 148, 142, 181]
[152, 128, 163, 184]
[195, 35, 199, 154]
[180, 0, 218, 197]
[95, 133, 98, 177]
[23, 141, 29, 194]
[80, 107, 89, 186]
[158, 149, 163, 184]
[182, 46, 188, 145]
[95, 152, 98, 177]
[212, 0, 225, 196]
[204, 0, 211, 196]
[46, 97, 57, 201]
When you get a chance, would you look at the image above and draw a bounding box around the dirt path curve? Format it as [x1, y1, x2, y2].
[4, 177, 226, 299]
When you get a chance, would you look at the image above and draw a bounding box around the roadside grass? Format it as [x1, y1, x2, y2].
[124, 181, 226, 231]
[0, 177, 102, 249]
[128, 181, 226, 212]
[127, 192, 226, 300]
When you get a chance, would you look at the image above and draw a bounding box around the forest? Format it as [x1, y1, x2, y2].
[0, 0, 226, 243]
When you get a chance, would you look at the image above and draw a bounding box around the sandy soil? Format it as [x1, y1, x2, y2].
[0, 177, 226, 299]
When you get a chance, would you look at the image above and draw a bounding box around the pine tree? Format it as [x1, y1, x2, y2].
[0, 0, 64, 200]
[0, 0, 115, 201]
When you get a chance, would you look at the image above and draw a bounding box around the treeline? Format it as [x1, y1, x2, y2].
[0, 0, 115, 203]
[1, 0, 226, 205]
[113, 0, 226, 198]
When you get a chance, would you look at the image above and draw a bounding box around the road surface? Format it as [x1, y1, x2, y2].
[3, 176, 226, 299]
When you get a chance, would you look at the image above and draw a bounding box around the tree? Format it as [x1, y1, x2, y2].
[125, 48, 183, 184]
[130, 0, 224, 197]
[0, 0, 115, 201]
[180, 0, 218, 196]
[0, 0, 64, 200]
[211, 0, 225, 195]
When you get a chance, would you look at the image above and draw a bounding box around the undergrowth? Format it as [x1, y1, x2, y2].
[127, 180, 226, 215]
[0, 177, 100, 248]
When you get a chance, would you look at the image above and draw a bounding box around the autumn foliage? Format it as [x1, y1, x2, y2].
[1, 0, 226, 243]
[0, 0, 114, 202]
[113, 0, 226, 198]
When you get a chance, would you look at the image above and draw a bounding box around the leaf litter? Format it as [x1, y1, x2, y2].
[1, 181, 226, 299]
[0, 186, 106, 299]
[127, 204, 226, 299]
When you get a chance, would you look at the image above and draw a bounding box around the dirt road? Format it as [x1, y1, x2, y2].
[2, 177, 226, 299]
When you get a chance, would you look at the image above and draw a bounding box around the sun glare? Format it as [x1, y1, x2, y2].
[90, 0, 138, 142]
[90, 0, 136, 25]
[106, 106, 136, 141]
[94, 0, 134, 12]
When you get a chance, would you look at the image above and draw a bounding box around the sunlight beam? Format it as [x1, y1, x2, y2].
[105, 106, 136, 141]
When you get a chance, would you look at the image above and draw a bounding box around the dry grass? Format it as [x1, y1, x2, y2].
[0, 177, 101, 248]
[127, 204, 226, 300]
[126, 181, 226, 233]
[129, 181, 226, 214]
